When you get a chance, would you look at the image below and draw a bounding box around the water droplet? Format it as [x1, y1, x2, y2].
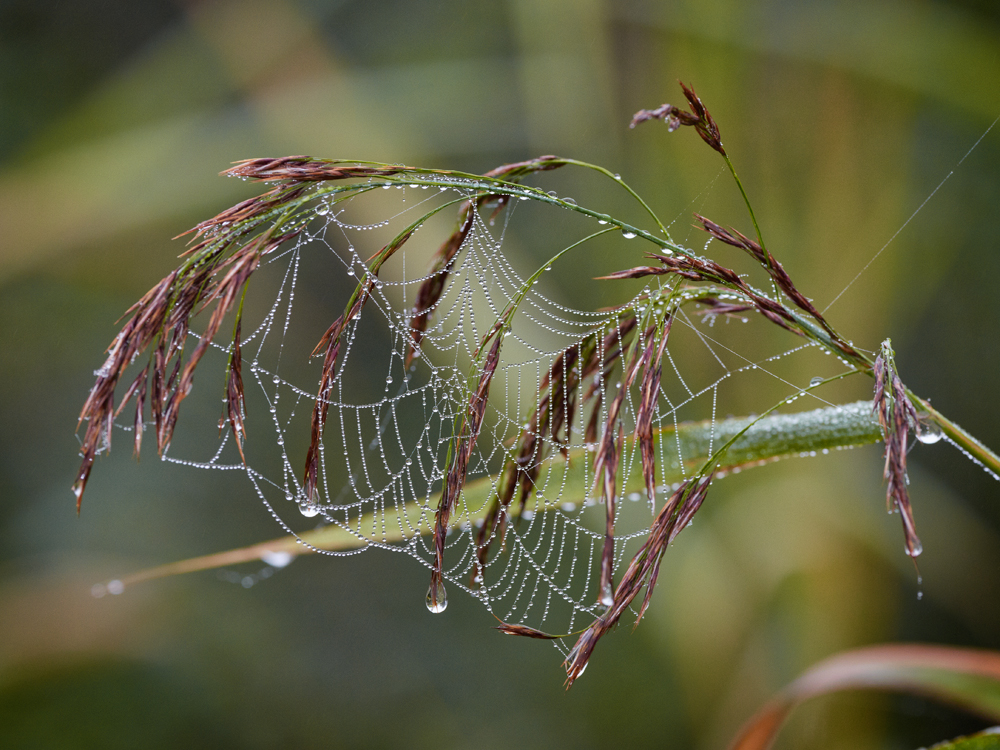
[386, 376, 393, 384]
[316, 203, 330, 216]
[426, 579, 448, 613]
[347, 268, 355, 276]
[599, 583, 614, 608]
[547, 190, 558, 198]
[809, 376, 823, 387]
[915, 419, 943, 444]
[299, 501, 319, 517]
[906, 539, 924, 557]
[613, 173, 621, 180]
[621, 230, 637, 239]
[260, 550, 294, 568]
[563, 197, 577, 206]
[106, 579, 124, 596]
[597, 219, 608, 225]
[917, 590, 923, 600]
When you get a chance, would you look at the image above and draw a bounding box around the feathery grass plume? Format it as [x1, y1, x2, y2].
[635, 315, 673, 504]
[221, 319, 246, 464]
[494, 622, 563, 640]
[471, 314, 638, 586]
[74, 270, 179, 510]
[73, 213, 300, 511]
[600, 251, 862, 362]
[183, 184, 310, 242]
[563, 474, 714, 687]
[406, 156, 564, 365]
[693, 214, 842, 341]
[630, 81, 725, 155]
[429, 332, 503, 611]
[873, 339, 922, 557]
[223, 156, 408, 183]
[593, 318, 653, 607]
[691, 295, 755, 320]
[472, 341, 580, 584]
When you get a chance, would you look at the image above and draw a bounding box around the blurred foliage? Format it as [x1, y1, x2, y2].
[1, 0, 999, 748]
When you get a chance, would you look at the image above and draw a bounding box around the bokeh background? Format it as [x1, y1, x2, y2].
[2, 0, 1000, 748]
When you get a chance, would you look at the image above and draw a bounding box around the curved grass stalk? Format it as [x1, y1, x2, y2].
[77, 82, 1000, 687]
[101, 401, 882, 589]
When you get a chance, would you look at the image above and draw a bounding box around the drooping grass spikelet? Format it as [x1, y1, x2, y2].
[873, 339, 922, 557]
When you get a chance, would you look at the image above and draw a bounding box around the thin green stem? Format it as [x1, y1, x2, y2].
[723, 153, 767, 260]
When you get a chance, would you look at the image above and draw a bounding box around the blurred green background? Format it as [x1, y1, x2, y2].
[2, 0, 1000, 748]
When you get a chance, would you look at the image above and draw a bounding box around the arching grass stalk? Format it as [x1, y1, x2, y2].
[76, 83, 1000, 685]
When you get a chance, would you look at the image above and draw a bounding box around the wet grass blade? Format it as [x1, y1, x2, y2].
[729, 644, 1000, 750]
[100, 401, 881, 589]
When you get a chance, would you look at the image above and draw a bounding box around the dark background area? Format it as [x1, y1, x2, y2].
[2, 1, 1000, 748]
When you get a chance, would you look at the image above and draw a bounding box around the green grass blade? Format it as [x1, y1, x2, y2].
[105, 401, 881, 589]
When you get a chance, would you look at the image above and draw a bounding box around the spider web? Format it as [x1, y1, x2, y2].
[134, 178, 859, 648]
[99, 151, 995, 659]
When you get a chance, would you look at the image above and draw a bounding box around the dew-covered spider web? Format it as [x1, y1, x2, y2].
[101, 162, 997, 655]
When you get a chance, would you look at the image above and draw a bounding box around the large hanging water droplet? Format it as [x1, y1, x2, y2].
[599, 582, 614, 608]
[426, 579, 448, 613]
[316, 203, 330, 216]
[299, 501, 319, 518]
[809, 376, 823, 387]
[621, 230, 637, 239]
[915, 419, 943, 444]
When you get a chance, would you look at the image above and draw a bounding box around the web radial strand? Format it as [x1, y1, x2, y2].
[139, 183, 862, 635]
